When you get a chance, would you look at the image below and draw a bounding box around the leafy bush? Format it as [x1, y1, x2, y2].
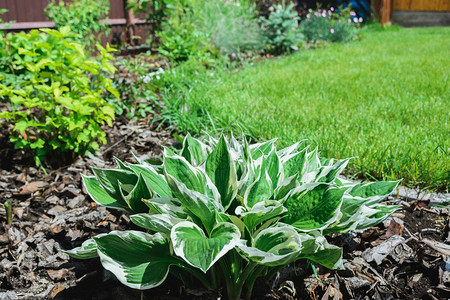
[0, 27, 118, 166]
[195, 0, 264, 55]
[261, 0, 303, 54]
[300, 6, 359, 43]
[46, 0, 110, 48]
[67, 134, 399, 299]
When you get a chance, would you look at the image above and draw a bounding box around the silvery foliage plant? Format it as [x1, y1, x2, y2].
[66, 134, 399, 299]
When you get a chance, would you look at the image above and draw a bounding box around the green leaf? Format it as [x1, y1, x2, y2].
[163, 152, 205, 194]
[119, 174, 151, 213]
[206, 136, 238, 210]
[283, 183, 347, 231]
[181, 133, 210, 166]
[298, 232, 344, 269]
[64, 236, 103, 259]
[281, 147, 308, 179]
[166, 175, 221, 233]
[244, 170, 273, 209]
[82, 175, 129, 211]
[128, 164, 172, 198]
[316, 158, 351, 183]
[143, 197, 189, 219]
[348, 181, 400, 205]
[94, 231, 178, 290]
[92, 167, 138, 201]
[236, 200, 287, 231]
[171, 221, 240, 273]
[236, 225, 302, 266]
[131, 213, 184, 234]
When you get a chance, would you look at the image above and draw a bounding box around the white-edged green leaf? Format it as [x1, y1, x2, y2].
[119, 174, 151, 213]
[236, 226, 302, 266]
[166, 175, 221, 232]
[82, 175, 129, 211]
[143, 197, 189, 219]
[298, 232, 343, 269]
[94, 231, 179, 290]
[163, 151, 206, 194]
[276, 140, 307, 159]
[316, 158, 351, 183]
[274, 174, 299, 200]
[283, 183, 348, 231]
[127, 164, 171, 197]
[131, 213, 184, 234]
[114, 156, 133, 172]
[348, 180, 400, 205]
[281, 147, 308, 179]
[249, 139, 277, 160]
[206, 136, 238, 210]
[181, 133, 210, 166]
[265, 147, 283, 189]
[64, 236, 104, 259]
[171, 221, 240, 273]
[92, 167, 137, 200]
[236, 200, 287, 231]
[244, 169, 273, 209]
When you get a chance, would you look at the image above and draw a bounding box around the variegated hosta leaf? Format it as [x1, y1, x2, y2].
[82, 175, 129, 211]
[131, 213, 185, 234]
[119, 174, 151, 213]
[143, 197, 189, 219]
[164, 151, 220, 201]
[92, 167, 137, 200]
[236, 200, 287, 231]
[64, 236, 105, 259]
[316, 158, 351, 183]
[94, 231, 178, 290]
[276, 140, 307, 159]
[265, 147, 283, 189]
[325, 181, 400, 233]
[181, 133, 211, 167]
[236, 226, 302, 266]
[206, 136, 238, 210]
[171, 221, 241, 273]
[298, 232, 344, 269]
[127, 164, 172, 198]
[283, 183, 348, 231]
[281, 147, 308, 179]
[249, 139, 277, 160]
[274, 174, 299, 200]
[244, 169, 273, 209]
[166, 175, 222, 232]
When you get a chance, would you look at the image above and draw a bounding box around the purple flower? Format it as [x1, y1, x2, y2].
[348, 18, 351, 23]
[350, 12, 356, 16]
[306, 14, 310, 18]
[330, 7, 334, 11]
[330, 28, 335, 34]
[359, 17, 363, 22]
[353, 17, 358, 23]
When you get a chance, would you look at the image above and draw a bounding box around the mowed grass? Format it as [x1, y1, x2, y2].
[168, 27, 450, 191]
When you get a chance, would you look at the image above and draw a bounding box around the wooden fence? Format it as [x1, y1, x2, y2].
[0, 0, 153, 45]
[393, 0, 450, 11]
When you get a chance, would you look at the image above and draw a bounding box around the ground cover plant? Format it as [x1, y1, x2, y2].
[0, 27, 118, 166]
[158, 26, 450, 191]
[67, 134, 399, 299]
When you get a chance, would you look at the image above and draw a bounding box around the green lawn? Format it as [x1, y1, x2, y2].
[165, 26, 450, 191]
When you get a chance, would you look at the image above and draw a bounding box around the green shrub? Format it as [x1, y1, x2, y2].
[261, 0, 303, 54]
[46, 0, 110, 48]
[300, 6, 359, 43]
[0, 27, 118, 166]
[67, 134, 399, 299]
[196, 0, 264, 55]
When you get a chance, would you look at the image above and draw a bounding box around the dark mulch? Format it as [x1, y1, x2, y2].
[0, 117, 449, 300]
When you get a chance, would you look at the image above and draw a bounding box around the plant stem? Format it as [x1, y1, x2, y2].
[4, 200, 12, 225]
[244, 265, 266, 300]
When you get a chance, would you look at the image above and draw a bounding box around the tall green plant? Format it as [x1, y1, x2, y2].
[46, 0, 110, 48]
[261, 0, 303, 54]
[67, 134, 399, 299]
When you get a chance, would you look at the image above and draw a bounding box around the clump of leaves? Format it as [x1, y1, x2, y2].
[46, 0, 110, 49]
[67, 134, 399, 299]
[261, 0, 303, 54]
[0, 27, 118, 166]
[300, 6, 359, 43]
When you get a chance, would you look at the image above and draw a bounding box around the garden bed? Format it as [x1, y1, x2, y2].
[1, 118, 448, 300]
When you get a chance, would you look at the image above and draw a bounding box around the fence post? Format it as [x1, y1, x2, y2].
[124, 0, 136, 45]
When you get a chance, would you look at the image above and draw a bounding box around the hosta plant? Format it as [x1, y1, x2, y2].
[66, 134, 399, 299]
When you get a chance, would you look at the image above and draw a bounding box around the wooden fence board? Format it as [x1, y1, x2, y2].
[393, 0, 450, 12]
